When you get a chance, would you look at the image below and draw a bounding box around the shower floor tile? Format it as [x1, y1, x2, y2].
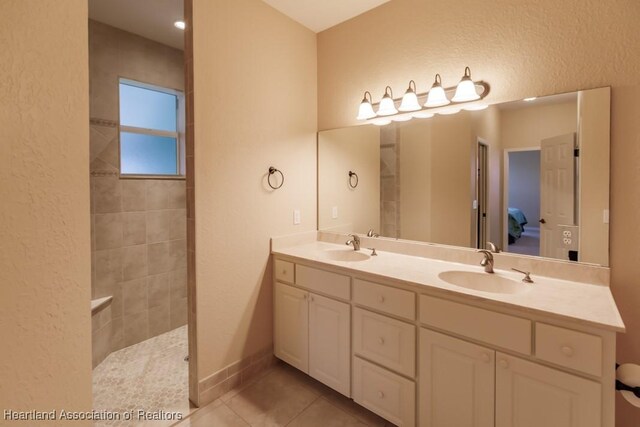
[93, 325, 193, 426]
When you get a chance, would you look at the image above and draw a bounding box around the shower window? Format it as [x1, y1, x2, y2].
[118, 79, 185, 176]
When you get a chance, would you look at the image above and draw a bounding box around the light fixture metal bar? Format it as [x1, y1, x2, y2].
[369, 81, 490, 107]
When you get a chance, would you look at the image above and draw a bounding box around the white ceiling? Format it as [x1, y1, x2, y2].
[89, 0, 184, 50]
[262, 0, 391, 33]
[88, 0, 389, 50]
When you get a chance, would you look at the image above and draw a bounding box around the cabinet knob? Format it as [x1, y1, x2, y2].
[378, 295, 385, 303]
[309, 295, 314, 302]
[282, 269, 287, 275]
[561, 346, 574, 357]
[481, 353, 491, 363]
[377, 391, 385, 399]
[498, 359, 509, 369]
[378, 337, 385, 345]
[303, 294, 307, 299]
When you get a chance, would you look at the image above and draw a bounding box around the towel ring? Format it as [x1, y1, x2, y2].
[348, 171, 359, 189]
[268, 166, 284, 189]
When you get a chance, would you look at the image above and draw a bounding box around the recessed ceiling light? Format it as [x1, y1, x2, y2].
[523, 97, 537, 102]
[174, 20, 186, 30]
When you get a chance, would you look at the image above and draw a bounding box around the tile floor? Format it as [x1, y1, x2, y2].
[174, 362, 396, 427]
[94, 325, 394, 427]
[93, 325, 193, 426]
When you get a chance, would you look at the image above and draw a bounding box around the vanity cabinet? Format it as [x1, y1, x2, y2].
[419, 329, 495, 427]
[274, 281, 351, 396]
[273, 256, 617, 427]
[495, 353, 601, 427]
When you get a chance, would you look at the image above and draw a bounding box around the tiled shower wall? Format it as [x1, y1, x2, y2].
[89, 20, 186, 367]
[380, 125, 401, 238]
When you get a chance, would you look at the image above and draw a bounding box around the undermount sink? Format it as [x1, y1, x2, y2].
[322, 249, 370, 262]
[438, 270, 529, 294]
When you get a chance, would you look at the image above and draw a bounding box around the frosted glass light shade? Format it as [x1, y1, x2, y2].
[391, 114, 412, 122]
[399, 91, 420, 111]
[452, 67, 480, 102]
[357, 100, 376, 120]
[356, 91, 376, 120]
[399, 80, 421, 112]
[377, 86, 398, 116]
[425, 74, 450, 108]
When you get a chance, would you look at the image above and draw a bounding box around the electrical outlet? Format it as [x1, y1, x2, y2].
[293, 209, 301, 225]
[563, 237, 572, 245]
[332, 206, 338, 219]
[563, 230, 572, 238]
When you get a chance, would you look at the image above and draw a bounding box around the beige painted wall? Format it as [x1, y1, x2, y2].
[192, 0, 317, 384]
[398, 121, 433, 242]
[317, 0, 640, 423]
[0, 0, 92, 424]
[578, 88, 610, 266]
[500, 101, 577, 150]
[318, 127, 380, 234]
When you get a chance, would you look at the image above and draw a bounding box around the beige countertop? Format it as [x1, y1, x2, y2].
[272, 241, 625, 332]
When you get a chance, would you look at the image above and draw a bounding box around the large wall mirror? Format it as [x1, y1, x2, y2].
[318, 87, 610, 266]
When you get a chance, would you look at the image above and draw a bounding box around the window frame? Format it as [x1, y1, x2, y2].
[118, 78, 186, 179]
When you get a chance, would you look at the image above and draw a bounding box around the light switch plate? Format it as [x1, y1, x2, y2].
[603, 209, 610, 224]
[332, 206, 338, 219]
[293, 209, 301, 225]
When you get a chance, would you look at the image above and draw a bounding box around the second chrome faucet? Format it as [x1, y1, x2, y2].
[477, 249, 494, 273]
[346, 234, 361, 251]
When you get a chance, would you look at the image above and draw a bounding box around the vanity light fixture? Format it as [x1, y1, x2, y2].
[377, 86, 398, 116]
[356, 67, 489, 125]
[452, 67, 481, 102]
[425, 74, 450, 108]
[356, 91, 376, 120]
[174, 20, 186, 30]
[399, 80, 421, 112]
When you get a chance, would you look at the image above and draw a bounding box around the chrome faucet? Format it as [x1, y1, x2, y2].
[367, 229, 380, 238]
[477, 249, 494, 273]
[346, 234, 361, 251]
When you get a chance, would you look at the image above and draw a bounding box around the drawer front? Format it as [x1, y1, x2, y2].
[274, 259, 295, 284]
[353, 308, 415, 377]
[296, 265, 350, 300]
[535, 323, 602, 376]
[420, 295, 531, 355]
[352, 357, 415, 426]
[353, 279, 415, 320]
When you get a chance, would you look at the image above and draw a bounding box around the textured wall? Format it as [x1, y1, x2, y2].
[192, 0, 317, 382]
[318, 126, 381, 234]
[317, 0, 640, 424]
[88, 21, 187, 366]
[0, 0, 92, 424]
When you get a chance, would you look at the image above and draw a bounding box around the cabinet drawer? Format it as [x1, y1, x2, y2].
[353, 308, 415, 377]
[353, 357, 415, 426]
[274, 259, 295, 284]
[353, 279, 415, 320]
[535, 323, 602, 377]
[296, 265, 350, 300]
[420, 295, 531, 355]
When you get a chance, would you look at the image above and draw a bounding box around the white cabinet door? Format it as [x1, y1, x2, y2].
[496, 353, 601, 427]
[309, 293, 351, 397]
[419, 329, 495, 427]
[274, 282, 308, 373]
